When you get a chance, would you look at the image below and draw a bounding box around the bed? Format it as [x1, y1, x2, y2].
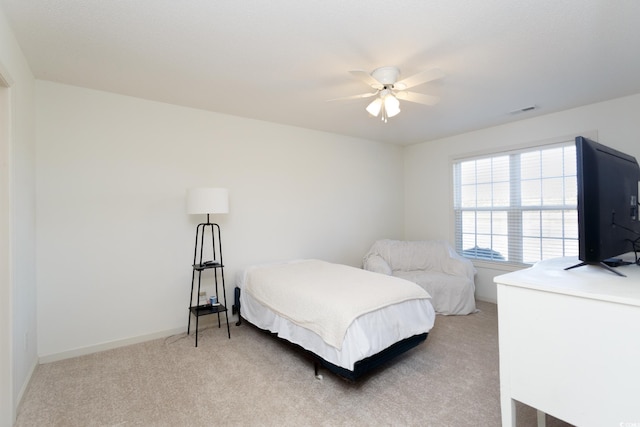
[235, 259, 436, 381]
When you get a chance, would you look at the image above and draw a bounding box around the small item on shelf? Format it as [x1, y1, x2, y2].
[198, 291, 209, 306]
[210, 295, 219, 306]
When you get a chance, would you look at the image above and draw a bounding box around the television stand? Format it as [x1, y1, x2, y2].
[564, 261, 626, 277]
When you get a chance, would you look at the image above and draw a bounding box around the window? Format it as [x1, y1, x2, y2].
[453, 141, 578, 265]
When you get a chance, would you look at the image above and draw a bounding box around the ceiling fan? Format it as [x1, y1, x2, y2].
[330, 66, 445, 122]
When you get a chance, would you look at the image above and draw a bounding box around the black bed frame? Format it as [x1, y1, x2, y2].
[233, 287, 428, 381]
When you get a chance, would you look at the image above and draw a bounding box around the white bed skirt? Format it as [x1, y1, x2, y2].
[240, 288, 435, 371]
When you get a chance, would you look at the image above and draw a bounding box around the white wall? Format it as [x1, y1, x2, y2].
[35, 81, 405, 360]
[35, 81, 640, 360]
[0, 5, 37, 426]
[404, 93, 640, 302]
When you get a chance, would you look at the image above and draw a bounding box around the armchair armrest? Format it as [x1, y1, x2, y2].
[442, 250, 476, 281]
[363, 254, 392, 275]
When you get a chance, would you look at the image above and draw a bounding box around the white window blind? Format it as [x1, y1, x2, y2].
[452, 141, 578, 264]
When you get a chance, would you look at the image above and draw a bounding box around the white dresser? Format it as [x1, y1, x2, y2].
[495, 257, 640, 427]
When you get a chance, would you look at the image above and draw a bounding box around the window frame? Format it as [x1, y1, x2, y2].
[450, 133, 595, 268]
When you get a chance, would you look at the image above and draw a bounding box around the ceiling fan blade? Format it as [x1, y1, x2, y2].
[394, 68, 445, 90]
[326, 92, 378, 102]
[395, 91, 440, 106]
[349, 70, 384, 89]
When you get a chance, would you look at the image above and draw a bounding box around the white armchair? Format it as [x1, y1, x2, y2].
[363, 239, 476, 315]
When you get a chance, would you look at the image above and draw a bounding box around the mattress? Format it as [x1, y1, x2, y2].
[238, 260, 436, 371]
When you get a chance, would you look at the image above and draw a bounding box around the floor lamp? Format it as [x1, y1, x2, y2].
[186, 187, 230, 345]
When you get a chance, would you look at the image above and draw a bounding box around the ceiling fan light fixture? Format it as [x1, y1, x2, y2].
[366, 91, 400, 122]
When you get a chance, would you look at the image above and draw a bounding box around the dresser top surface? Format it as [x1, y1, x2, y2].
[495, 256, 640, 307]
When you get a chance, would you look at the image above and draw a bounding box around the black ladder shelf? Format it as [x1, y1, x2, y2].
[187, 221, 230, 346]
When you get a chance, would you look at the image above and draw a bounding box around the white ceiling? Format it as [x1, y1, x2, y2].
[2, 0, 640, 145]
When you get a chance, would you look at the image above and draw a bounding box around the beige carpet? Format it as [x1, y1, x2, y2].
[16, 301, 573, 426]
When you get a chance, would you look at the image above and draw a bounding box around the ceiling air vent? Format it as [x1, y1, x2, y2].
[509, 105, 538, 114]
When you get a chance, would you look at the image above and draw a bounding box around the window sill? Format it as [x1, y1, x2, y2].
[470, 259, 532, 273]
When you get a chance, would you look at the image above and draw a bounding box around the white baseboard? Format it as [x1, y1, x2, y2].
[476, 296, 497, 304]
[38, 327, 185, 364]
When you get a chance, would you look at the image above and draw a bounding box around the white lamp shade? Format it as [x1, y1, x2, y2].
[366, 98, 383, 117]
[187, 188, 229, 214]
[384, 95, 401, 117]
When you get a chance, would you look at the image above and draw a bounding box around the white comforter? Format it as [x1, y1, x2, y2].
[241, 259, 432, 349]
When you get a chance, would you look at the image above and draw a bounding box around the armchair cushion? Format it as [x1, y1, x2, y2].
[363, 239, 477, 315]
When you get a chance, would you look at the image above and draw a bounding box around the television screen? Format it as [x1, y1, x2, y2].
[567, 136, 640, 275]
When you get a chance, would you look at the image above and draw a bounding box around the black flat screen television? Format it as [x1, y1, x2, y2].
[566, 136, 640, 276]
